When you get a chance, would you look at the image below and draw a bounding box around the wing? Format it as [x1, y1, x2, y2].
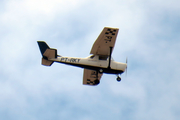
[83, 69, 103, 86]
[90, 27, 119, 56]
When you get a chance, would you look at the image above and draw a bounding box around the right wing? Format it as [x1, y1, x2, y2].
[90, 27, 119, 56]
[83, 69, 103, 86]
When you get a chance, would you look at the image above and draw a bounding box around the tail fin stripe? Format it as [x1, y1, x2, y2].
[37, 41, 50, 56]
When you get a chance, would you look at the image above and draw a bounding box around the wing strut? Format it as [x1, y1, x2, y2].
[108, 47, 113, 69]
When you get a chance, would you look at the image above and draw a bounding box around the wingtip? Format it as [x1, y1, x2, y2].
[104, 27, 119, 29]
[37, 41, 45, 43]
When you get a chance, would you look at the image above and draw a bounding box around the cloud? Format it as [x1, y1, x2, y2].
[0, 0, 180, 120]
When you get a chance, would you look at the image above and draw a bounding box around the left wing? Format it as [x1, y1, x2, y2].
[83, 69, 103, 86]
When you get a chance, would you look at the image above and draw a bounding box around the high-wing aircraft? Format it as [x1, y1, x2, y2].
[37, 27, 127, 86]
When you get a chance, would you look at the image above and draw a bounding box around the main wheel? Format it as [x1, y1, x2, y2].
[94, 79, 100, 85]
[116, 76, 121, 82]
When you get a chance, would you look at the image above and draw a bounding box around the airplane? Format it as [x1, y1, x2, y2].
[37, 27, 127, 86]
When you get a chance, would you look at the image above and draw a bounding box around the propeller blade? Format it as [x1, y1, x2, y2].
[126, 57, 128, 76]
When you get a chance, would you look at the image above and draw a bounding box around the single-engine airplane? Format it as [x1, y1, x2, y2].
[37, 27, 127, 86]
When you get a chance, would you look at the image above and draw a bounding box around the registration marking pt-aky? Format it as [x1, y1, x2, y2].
[37, 27, 127, 86]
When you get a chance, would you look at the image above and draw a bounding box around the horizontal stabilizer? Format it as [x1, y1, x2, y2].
[42, 58, 53, 66]
[41, 49, 57, 66]
[37, 41, 58, 66]
[43, 49, 57, 59]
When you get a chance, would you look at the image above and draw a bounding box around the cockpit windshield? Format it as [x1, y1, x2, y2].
[89, 55, 95, 59]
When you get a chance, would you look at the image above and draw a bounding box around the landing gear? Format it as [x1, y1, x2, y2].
[94, 79, 100, 85]
[116, 76, 121, 82]
[93, 70, 100, 85]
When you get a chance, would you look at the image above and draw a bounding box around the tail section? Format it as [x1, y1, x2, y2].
[37, 41, 57, 66]
[37, 41, 50, 56]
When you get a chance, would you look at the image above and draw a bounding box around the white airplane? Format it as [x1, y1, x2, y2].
[37, 27, 127, 86]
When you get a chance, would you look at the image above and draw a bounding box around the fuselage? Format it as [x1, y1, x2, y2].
[49, 55, 127, 75]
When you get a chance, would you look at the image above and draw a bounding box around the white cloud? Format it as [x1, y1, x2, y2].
[0, 0, 180, 120]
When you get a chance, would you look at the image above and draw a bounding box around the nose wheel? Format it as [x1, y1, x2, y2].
[116, 76, 121, 82]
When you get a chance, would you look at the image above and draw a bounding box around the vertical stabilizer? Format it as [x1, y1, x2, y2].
[37, 41, 50, 56]
[37, 41, 57, 66]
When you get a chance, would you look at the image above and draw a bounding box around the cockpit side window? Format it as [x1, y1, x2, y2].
[99, 55, 108, 60]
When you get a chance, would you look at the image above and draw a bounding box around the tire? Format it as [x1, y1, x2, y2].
[117, 77, 121, 82]
[94, 79, 100, 85]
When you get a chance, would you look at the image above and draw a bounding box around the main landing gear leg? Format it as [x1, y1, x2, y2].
[116, 75, 121, 82]
[94, 70, 100, 85]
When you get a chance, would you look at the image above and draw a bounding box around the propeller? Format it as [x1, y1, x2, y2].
[125, 57, 128, 76]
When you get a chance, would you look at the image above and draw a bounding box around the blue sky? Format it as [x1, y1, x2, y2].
[0, 0, 180, 120]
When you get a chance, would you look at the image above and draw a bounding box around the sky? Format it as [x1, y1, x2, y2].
[0, 0, 180, 120]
